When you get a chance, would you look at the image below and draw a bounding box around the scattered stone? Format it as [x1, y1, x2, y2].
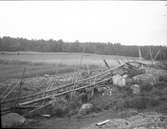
[1, 113, 26, 128]
[44, 74, 50, 78]
[81, 118, 131, 129]
[132, 73, 158, 85]
[81, 112, 167, 129]
[130, 84, 140, 94]
[40, 114, 51, 118]
[112, 74, 127, 87]
[78, 103, 94, 116]
[133, 127, 147, 129]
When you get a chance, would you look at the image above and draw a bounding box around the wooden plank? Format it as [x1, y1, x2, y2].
[1, 65, 118, 104]
[103, 59, 110, 68]
[96, 119, 111, 126]
[24, 77, 113, 116]
[1, 83, 18, 103]
[15, 68, 26, 106]
[19, 76, 113, 106]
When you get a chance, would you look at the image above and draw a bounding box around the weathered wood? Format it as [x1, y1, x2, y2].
[1, 65, 115, 104]
[24, 77, 113, 116]
[0, 83, 16, 99]
[1, 83, 18, 103]
[154, 49, 161, 60]
[96, 119, 110, 126]
[19, 76, 113, 106]
[15, 68, 26, 106]
[23, 100, 53, 116]
[2, 61, 146, 114]
[103, 59, 110, 68]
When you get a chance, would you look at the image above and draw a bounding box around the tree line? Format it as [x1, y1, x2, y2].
[0, 36, 167, 60]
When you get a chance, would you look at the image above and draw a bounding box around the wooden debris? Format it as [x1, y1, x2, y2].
[1, 61, 153, 115]
[96, 119, 111, 126]
[103, 59, 110, 68]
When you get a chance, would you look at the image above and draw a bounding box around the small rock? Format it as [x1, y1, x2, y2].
[131, 84, 140, 94]
[134, 127, 147, 129]
[44, 74, 50, 78]
[112, 74, 127, 87]
[1, 113, 26, 128]
[78, 103, 94, 116]
[133, 73, 158, 85]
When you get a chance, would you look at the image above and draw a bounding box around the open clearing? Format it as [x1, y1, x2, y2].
[0, 51, 138, 82]
[0, 51, 138, 65]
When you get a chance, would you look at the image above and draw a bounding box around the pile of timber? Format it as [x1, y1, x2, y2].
[0, 61, 148, 116]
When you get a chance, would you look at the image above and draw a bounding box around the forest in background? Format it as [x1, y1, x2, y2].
[0, 36, 167, 60]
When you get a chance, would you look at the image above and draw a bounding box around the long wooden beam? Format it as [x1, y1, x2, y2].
[23, 76, 113, 116]
[19, 76, 113, 106]
[1, 65, 119, 105]
[1, 71, 106, 104]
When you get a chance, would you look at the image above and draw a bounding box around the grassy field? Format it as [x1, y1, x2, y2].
[0, 51, 139, 82]
[0, 60, 77, 82]
[0, 51, 138, 66]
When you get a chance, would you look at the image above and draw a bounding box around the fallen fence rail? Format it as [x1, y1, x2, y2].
[1, 65, 119, 105]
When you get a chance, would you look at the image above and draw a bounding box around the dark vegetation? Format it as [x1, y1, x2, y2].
[30, 78, 167, 118]
[99, 81, 167, 113]
[0, 36, 167, 60]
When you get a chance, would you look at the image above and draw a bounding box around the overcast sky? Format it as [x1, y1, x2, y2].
[0, 1, 167, 46]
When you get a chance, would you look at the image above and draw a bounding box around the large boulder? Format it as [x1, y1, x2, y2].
[112, 74, 127, 87]
[132, 73, 158, 85]
[78, 103, 93, 115]
[1, 113, 26, 128]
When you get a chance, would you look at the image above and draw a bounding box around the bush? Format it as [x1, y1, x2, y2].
[125, 95, 147, 109]
[140, 84, 153, 92]
[90, 95, 113, 112]
[147, 97, 160, 107]
[53, 108, 68, 117]
[154, 81, 167, 89]
[114, 86, 133, 97]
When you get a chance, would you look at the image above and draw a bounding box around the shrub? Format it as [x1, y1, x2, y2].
[125, 95, 148, 109]
[53, 108, 68, 117]
[147, 97, 160, 107]
[154, 81, 167, 89]
[140, 84, 153, 92]
[90, 95, 113, 112]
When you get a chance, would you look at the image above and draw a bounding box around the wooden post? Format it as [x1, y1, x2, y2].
[149, 47, 154, 65]
[91, 76, 96, 97]
[103, 59, 110, 69]
[71, 68, 76, 100]
[154, 49, 160, 60]
[15, 68, 26, 107]
[138, 47, 143, 60]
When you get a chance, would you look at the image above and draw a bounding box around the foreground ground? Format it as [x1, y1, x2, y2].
[1, 52, 167, 129]
[23, 109, 167, 129]
[23, 109, 121, 129]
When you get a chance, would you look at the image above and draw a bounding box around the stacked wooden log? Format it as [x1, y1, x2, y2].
[0, 61, 148, 116]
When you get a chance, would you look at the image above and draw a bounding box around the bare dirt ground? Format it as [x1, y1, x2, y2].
[23, 109, 167, 129]
[23, 110, 130, 129]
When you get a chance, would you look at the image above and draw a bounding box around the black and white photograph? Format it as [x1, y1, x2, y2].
[0, 0, 167, 128]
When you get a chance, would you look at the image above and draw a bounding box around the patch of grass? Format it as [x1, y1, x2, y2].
[0, 58, 100, 82]
[89, 82, 167, 114]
